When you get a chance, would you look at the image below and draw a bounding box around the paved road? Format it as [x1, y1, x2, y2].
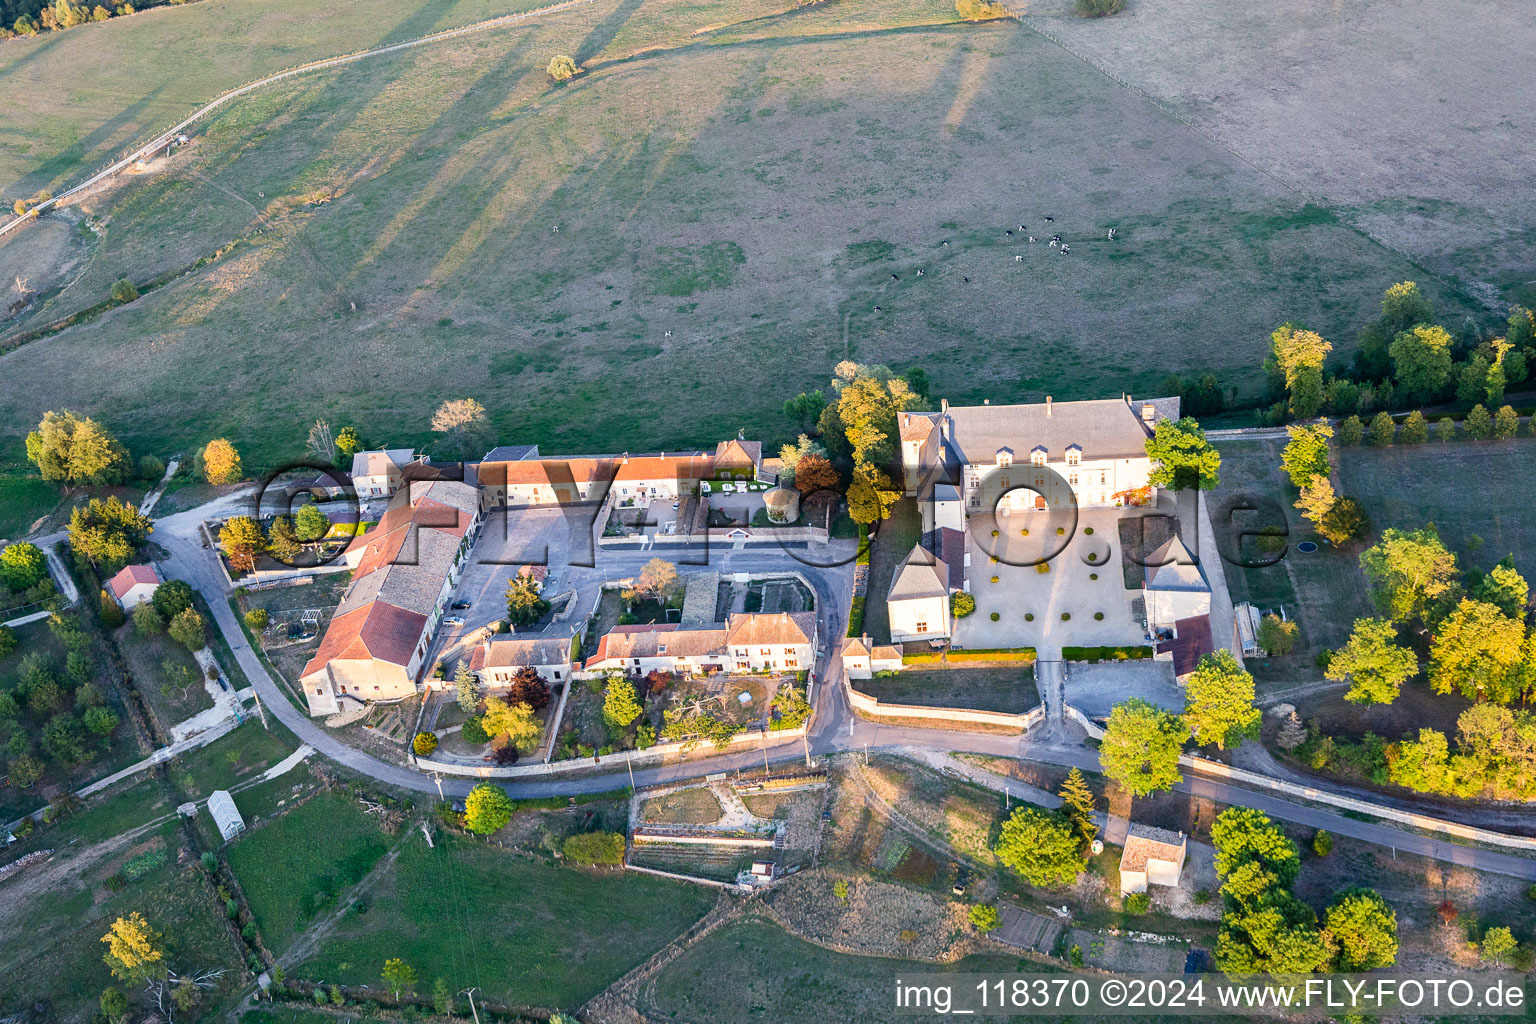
[110, 491, 1536, 882]
[0, 0, 599, 240]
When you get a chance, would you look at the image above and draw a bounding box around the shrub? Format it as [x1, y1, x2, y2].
[1035, 562, 1049, 574]
[1024, 613, 1034, 622]
[1123, 892, 1151, 914]
[244, 608, 269, 630]
[969, 903, 1000, 933]
[109, 278, 139, 303]
[1077, 0, 1125, 21]
[1093, 612, 1104, 620]
[461, 717, 489, 744]
[562, 831, 625, 865]
[1055, 527, 1065, 535]
[990, 612, 1000, 621]
[1060, 612, 1070, 621]
[1087, 552, 1097, 562]
[951, 591, 976, 618]
[412, 732, 439, 756]
[1312, 829, 1333, 856]
[546, 54, 579, 81]
[1089, 573, 1098, 581]
[1084, 527, 1094, 535]
[990, 575, 999, 583]
[1338, 415, 1364, 446]
[955, 0, 1010, 20]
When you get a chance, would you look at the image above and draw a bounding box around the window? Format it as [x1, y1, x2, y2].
[1069, 473, 1078, 486]
[786, 658, 798, 668]
[760, 648, 770, 655]
[915, 621, 928, 633]
[1066, 449, 1081, 466]
[658, 644, 668, 654]
[1031, 449, 1047, 466]
[315, 688, 323, 695]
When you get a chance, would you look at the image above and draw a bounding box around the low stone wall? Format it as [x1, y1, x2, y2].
[1063, 705, 1106, 739]
[846, 682, 1043, 732]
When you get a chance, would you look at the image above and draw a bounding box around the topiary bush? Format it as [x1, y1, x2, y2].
[1056, 527, 1065, 535]
[412, 732, 439, 756]
[1094, 612, 1104, 620]
[1024, 613, 1034, 622]
[952, 591, 977, 618]
[1089, 573, 1099, 581]
[990, 575, 999, 583]
[1084, 526, 1094, 535]
[1061, 612, 1071, 621]
[990, 612, 1000, 621]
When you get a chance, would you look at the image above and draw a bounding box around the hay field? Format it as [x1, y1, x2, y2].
[0, 0, 1511, 466]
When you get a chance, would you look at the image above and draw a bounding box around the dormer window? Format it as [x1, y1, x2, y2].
[995, 447, 1013, 467]
[1066, 445, 1082, 466]
[1030, 446, 1047, 467]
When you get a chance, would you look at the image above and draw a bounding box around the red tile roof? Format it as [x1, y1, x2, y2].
[107, 563, 161, 600]
[1155, 616, 1214, 677]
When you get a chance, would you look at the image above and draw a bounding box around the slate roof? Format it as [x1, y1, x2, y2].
[482, 444, 540, 463]
[1120, 823, 1187, 872]
[889, 543, 950, 601]
[473, 634, 573, 671]
[1143, 535, 1209, 592]
[713, 438, 763, 468]
[1154, 615, 1214, 677]
[935, 397, 1178, 464]
[350, 448, 416, 479]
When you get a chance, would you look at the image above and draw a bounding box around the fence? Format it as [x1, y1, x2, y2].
[846, 680, 1043, 732]
[1063, 705, 1105, 739]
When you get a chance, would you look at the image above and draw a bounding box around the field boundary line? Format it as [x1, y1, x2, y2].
[0, 0, 599, 240]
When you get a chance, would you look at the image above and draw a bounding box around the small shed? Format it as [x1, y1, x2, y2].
[207, 790, 246, 842]
[1118, 823, 1187, 895]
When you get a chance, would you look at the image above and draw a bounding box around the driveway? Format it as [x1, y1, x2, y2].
[1060, 659, 1182, 719]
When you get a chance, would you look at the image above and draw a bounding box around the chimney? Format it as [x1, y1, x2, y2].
[1046, 395, 1053, 417]
[983, 398, 990, 406]
[621, 452, 629, 464]
[737, 428, 745, 441]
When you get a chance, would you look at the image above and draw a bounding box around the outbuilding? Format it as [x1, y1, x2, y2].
[207, 790, 246, 842]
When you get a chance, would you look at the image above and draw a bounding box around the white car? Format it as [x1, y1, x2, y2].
[443, 616, 465, 627]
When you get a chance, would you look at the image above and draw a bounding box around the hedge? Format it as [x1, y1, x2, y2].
[846, 596, 866, 637]
[903, 647, 1036, 665]
[1060, 646, 1153, 661]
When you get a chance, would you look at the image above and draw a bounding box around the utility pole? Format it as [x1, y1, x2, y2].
[461, 988, 481, 1024]
[433, 773, 444, 802]
[251, 689, 269, 730]
[626, 749, 636, 789]
[803, 729, 812, 768]
[762, 728, 769, 773]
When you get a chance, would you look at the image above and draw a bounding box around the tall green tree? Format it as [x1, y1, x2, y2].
[1099, 698, 1186, 796]
[1428, 599, 1528, 704]
[1183, 650, 1260, 750]
[1144, 417, 1221, 491]
[462, 783, 514, 834]
[266, 516, 301, 561]
[1280, 422, 1331, 488]
[1389, 324, 1454, 404]
[294, 503, 330, 542]
[1472, 557, 1528, 620]
[68, 497, 152, 573]
[454, 660, 480, 713]
[0, 542, 47, 591]
[782, 390, 826, 431]
[1359, 527, 1460, 625]
[1211, 807, 1300, 888]
[602, 677, 643, 730]
[1056, 767, 1098, 851]
[993, 808, 1083, 887]
[1325, 888, 1399, 970]
[1327, 618, 1418, 705]
[26, 410, 129, 486]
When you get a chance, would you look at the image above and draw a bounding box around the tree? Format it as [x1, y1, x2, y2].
[100, 987, 129, 1024]
[68, 497, 151, 572]
[8, 753, 44, 787]
[1327, 618, 1417, 705]
[133, 600, 165, 635]
[27, 410, 129, 486]
[1480, 926, 1518, 966]
[200, 438, 242, 484]
[1337, 415, 1364, 446]
[993, 808, 1083, 887]
[634, 558, 680, 602]
[1211, 808, 1300, 887]
[335, 426, 363, 460]
[969, 903, 1001, 933]
[1075, 0, 1125, 15]
[782, 390, 826, 431]
[1293, 476, 1337, 527]
[1280, 422, 1331, 488]
[508, 666, 551, 710]
[1436, 415, 1456, 441]
[109, 277, 138, 303]
[1466, 403, 1493, 440]
[1428, 599, 1528, 704]
[1389, 324, 1454, 403]
[1317, 496, 1370, 546]
[1493, 404, 1520, 439]
[432, 977, 455, 1016]
[950, 591, 976, 618]
[792, 453, 839, 496]
[0, 542, 47, 591]
[305, 419, 337, 464]
[0, 625, 14, 659]
[1269, 324, 1332, 418]
[413, 732, 438, 756]
[603, 677, 643, 730]
[1276, 711, 1306, 751]
[168, 607, 205, 651]
[845, 463, 899, 526]
[835, 369, 917, 468]
[563, 831, 626, 864]
[101, 912, 165, 984]
[480, 697, 542, 751]
[244, 608, 269, 631]
[454, 660, 480, 713]
[1325, 888, 1398, 970]
[1256, 614, 1299, 656]
[266, 516, 300, 561]
[1472, 557, 1528, 620]
[286, 505, 329, 546]
[505, 573, 548, 625]
[1057, 767, 1098, 851]
[381, 958, 417, 1000]
[219, 516, 266, 573]
[1399, 410, 1428, 444]
[463, 783, 514, 834]
[1458, 355, 1491, 406]
[1145, 417, 1221, 491]
[1367, 411, 1395, 446]
[151, 579, 194, 620]
[546, 54, 579, 81]
[1183, 649, 1260, 750]
[1360, 527, 1460, 625]
[1099, 698, 1186, 796]
[430, 398, 488, 458]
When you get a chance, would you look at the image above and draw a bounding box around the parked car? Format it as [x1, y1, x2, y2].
[450, 601, 470, 610]
[443, 616, 465, 627]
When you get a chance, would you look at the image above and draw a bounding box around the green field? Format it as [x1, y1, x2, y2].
[0, 471, 60, 541]
[290, 829, 716, 1009]
[165, 719, 299, 802]
[0, 0, 1473, 469]
[226, 791, 392, 951]
[857, 662, 1040, 712]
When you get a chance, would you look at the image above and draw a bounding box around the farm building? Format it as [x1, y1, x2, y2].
[106, 564, 162, 610]
[1118, 823, 1187, 895]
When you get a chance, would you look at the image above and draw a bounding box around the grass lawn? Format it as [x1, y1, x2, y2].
[863, 498, 923, 645]
[0, 471, 60, 541]
[0, 832, 244, 1024]
[290, 830, 716, 1009]
[226, 791, 392, 952]
[165, 719, 299, 804]
[856, 662, 1040, 713]
[639, 785, 723, 824]
[647, 916, 1070, 1024]
[0, 0, 1470, 470]
[115, 620, 214, 731]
